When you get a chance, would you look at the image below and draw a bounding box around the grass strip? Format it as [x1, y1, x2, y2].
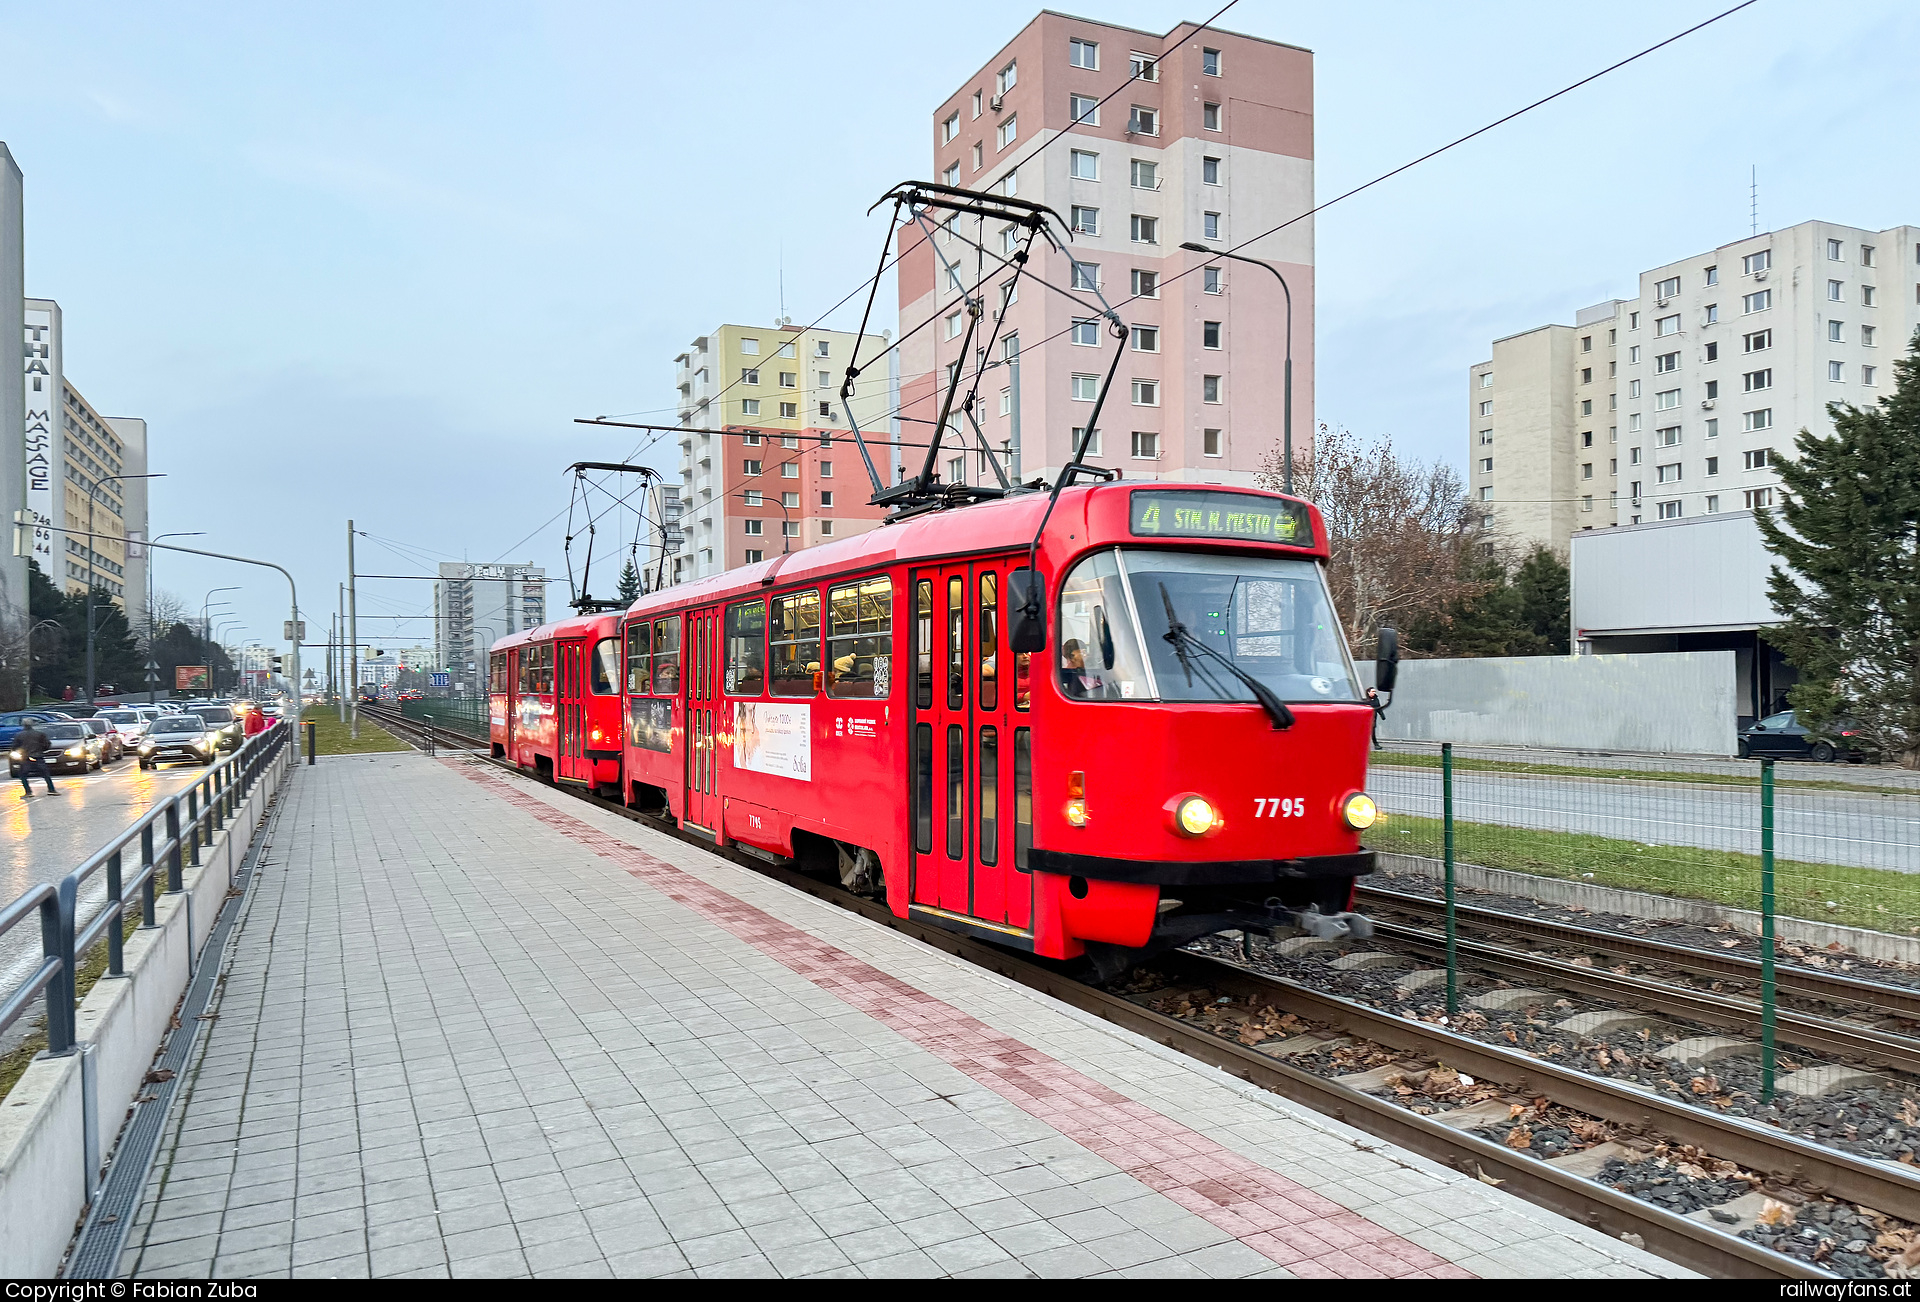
[294, 709, 408, 755]
[1372, 750, 1902, 797]
[1366, 813, 1920, 936]
[0, 906, 144, 1102]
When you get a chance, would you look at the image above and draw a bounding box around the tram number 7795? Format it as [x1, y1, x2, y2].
[1253, 797, 1306, 818]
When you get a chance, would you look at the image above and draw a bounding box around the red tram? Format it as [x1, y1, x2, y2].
[500, 480, 1389, 974]
[488, 612, 626, 790]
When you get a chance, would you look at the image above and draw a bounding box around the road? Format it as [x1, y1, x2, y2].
[1369, 762, 1920, 874]
[0, 753, 214, 1015]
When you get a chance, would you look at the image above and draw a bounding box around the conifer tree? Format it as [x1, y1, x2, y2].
[616, 559, 643, 605]
[1756, 328, 1920, 767]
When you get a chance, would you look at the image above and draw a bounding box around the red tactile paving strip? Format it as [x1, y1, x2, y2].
[455, 763, 1473, 1279]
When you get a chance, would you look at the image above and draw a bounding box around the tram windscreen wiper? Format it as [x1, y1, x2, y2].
[1157, 582, 1295, 730]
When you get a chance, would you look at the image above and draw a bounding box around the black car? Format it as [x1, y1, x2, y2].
[1737, 710, 1869, 762]
[183, 704, 243, 752]
[9, 721, 104, 775]
[139, 715, 221, 768]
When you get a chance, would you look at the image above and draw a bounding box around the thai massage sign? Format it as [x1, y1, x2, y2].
[22, 308, 56, 566]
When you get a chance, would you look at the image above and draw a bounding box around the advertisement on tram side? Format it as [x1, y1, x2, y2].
[733, 702, 810, 781]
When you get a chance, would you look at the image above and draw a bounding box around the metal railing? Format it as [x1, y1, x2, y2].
[0, 724, 290, 1057]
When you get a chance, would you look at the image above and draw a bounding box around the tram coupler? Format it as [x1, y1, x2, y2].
[1277, 907, 1374, 941]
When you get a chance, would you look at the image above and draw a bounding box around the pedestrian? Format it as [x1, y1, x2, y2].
[15, 721, 57, 796]
[244, 706, 268, 739]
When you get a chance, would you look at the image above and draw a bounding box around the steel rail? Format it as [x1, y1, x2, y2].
[1358, 884, 1920, 1021]
[368, 715, 1841, 1280]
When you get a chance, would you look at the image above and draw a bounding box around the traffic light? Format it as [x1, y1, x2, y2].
[270, 654, 284, 673]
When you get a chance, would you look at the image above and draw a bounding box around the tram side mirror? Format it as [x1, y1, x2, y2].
[1007, 569, 1047, 653]
[1375, 626, 1400, 694]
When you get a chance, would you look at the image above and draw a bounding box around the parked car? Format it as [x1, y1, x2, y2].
[9, 720, 104, 776]
[1737, 710, 1872, 762]
[80, 716, 125, 762]
[0, 710, 73, 751]
[183, 703, 243, 752]
[138, 714, 222, 769]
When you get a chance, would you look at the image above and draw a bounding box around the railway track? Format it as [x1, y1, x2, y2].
[362, 707, 1920, 1279]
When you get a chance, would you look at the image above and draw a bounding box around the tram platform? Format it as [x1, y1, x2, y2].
[114, 752, 1688, 1279]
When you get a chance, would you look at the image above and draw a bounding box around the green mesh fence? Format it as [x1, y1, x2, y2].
[397, 696, 490, 739]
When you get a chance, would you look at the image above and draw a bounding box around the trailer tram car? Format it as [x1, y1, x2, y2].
[488, 612, 626, 791]
[532, 481, 1387, 975]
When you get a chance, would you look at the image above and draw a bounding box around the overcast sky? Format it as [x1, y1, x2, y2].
[6, 0, 1917, 655]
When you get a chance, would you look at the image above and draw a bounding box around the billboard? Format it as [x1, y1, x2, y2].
[175, 664, 209, 691]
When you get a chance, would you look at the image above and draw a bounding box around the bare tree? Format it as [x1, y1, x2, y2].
[1257, 423, 1489, 656]
[139, 590, 193, 649]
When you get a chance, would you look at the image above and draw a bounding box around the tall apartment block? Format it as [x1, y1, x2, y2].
[1471, 219, 1920, 556]
[899, 12, 1313, 488]
[673, 324, 894, 583]
[436, 561, 546, 690]
[1, 144, 23, 660]
[23, 297, 150, 606]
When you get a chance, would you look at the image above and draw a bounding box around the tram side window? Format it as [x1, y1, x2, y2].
[1013, 729, 1032, 871]
[489, 652, 509, 694]
[724, 600, 766, 696]
[978, 572, 999, 711]
[826, 576, 892, 699]
[1011, 568, 1034, 711]
[915, 580, 934, 709]
[590, 638, 621, 695]
[770, 590, 821, 697]
[626, 622, 651, 694]
[653, 616, 682, 695]
[520, 643, 553, 694]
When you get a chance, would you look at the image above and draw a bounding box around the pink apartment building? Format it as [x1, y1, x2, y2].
[898, 11, 1314, 488]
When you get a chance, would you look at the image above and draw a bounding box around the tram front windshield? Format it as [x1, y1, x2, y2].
[1056, 549, 1362, 704]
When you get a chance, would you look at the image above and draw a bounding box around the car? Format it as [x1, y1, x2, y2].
[9, 720, 104, 776]
[182, 703, 243, 752]
[138, 714, 223, 768]
[0, 710, 73, 751]
[97, 708, 152, 745]
[80, 716, 125, 762]
[1737, 710, 1873, 762]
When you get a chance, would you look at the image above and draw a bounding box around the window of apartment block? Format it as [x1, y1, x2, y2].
[779, 520, 799, 538]
[1658, 501, 1683, 520]
[1581, 431, 1593, 447]
[1070, 94, 1099, 125]
[1863, 365, 1878, 385]
[1704, 342, 1718, 361]
[1202, 156, 1221, 185]
[1655, 315, 1680, 336]
[1610, 328, 1618, 344]
[1580, 399, 1592, 416]
[779, 491, 798, 508]
[1070, 149, 1098, 179]
[1478, 430, 1493, 445]
[741, 367, 760, 384]
[1742, 368, 1771, 392]
[817, 401, 831, 418]
[1129, 51, 1158, 81]
[1070, 38, 1098, 68]
[1073, 426, 1102, 456]
[779, 371, 796, 388]
[743, 459, 763, 475]
[744, 490, 763, 506]
[1862, 324, 1876, 346]
[1829, 279, 1844, 301]
[742, 432, 763, 446]
[1202, 267, 1222, 294]
[1610, 458, 1618, 474]
[971, 90, 982, 119]
[1130, 431, 1159, 459]
[1486, 458, 1499, 473]
[943, 162, 959, 186]
[819, 461, 833, 477]
[1131, 159, 1157, 189]
[1132, 269, 1159, 297]
[1743, 290, 1771, 313]
[1862, 284, 1877, 306]
[1203, 212, 1220, 240]
[780, 462, 799, 479]
[1204, 321, 1222, 349]
[972, 142, 983, 171]
[819, 521, 835, 537]
[1071, 318, 1099, 346]
[1628, 379, 1642, 399]
[1830, 360, 1845, 382]
[1706, 457, 1719, 476]
[1582, 495, 1593, 513]
[998, 387, 1011, 415]
[1070, 206, 1099, 235]
[1655, 426, 1681, 447]
[781, 436, 798, 448]
[1630, 479, 1642, 497]
[1481, 372, 1494, 388]
[1478, 486, 1493, 501]
[1704, 304, 1718, 324]
[1705, 265, 1718, 285]
[741, 400, 760, 416]
[1202, 102, 1220, 130]
[1129, 106, 1158, 135]
[944, 311, 963, 339]
[997, 116, 1017, 149]
[1744, 487, 1773, 509]
[1655, 276, 1680, 299]
[1001, 224, 1020, 254]
[1130, 215, 1158, 244]
[1629, 414, 1643, 433]
[744, 518, 764, 536]
[1580, 462, 1591, 479]
[997, 60, 1017, 94]
[1743, 250, 1771, 275]
[1131, 379, 1158, 406]
[1071, 262, 1100, 292]
[1130, 325, 1159, 351]
[942, 113, 959, 143]
[1629, 345, 1641, 363]
[1744, 409, 1772, 431]
[744, 549, 763, 565]
[1629, 312, 1640, 329]
[1203, 428, 1222, 456]
[1829, 238, 1845, 260]
[1654, 352, 1678, 373]
[1630, 447, 1643, 465]
[1202, 47, 1221, 75]
[1482, 400, 1495, 417]
[1744, 329, 1771, 353]
[1580, 335, 1592, 352]
[1862, 245, 1876, 266]
[778, 402, 798, 418]
[1704, 418, 1719, 437]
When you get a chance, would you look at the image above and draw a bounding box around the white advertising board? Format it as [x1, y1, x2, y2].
[733, 701, 811, 781]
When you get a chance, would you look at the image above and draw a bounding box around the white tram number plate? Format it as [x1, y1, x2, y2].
[1254, 798, 1306, 818]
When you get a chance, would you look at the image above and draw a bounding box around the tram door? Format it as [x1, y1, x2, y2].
[683, 607, 722, 832]
[557, 639, 590, 783]
[909, 564, 1031, 933]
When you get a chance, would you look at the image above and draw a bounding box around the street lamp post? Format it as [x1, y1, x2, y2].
[24, 618, 61, 705]
[80, 472, 166, 704]
[147, 532, 206, 705]
[201, 587, 239, 699]
[1181, 242, 1294, 493]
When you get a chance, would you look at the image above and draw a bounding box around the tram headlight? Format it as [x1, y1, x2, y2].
[1173, 795, 1218, 837]
[1065, 770, 1089, 828]
[1341, 792, 1379, 830]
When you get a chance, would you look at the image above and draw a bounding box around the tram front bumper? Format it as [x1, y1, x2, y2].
[1028, 848, 1375, 888]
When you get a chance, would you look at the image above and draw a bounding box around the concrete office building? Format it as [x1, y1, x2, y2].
[673, 324, 894, 583]
[901, 13, 1314, 488]
[1, 144, 23, 658]
[1470, 219, 1920, 554]
[434, 562, 546, 692]
[1476, 219, 1920, 723]
[22, 298, 150, 606]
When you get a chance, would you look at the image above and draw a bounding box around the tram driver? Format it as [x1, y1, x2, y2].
[1059, 639, 1116, 700]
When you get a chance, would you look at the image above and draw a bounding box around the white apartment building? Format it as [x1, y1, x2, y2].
[434, 562, 546, 689]
[1471, 219, 1920, 554]
[1, 143, 23, 658]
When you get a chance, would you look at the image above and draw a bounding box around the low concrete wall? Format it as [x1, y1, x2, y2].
[1379, 851, 1920, 965]
[1362, 651, 1740, 755]
[0, 742, 292, 1278]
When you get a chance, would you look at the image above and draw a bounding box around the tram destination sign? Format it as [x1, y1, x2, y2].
[1129, 490, 1312, 546]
